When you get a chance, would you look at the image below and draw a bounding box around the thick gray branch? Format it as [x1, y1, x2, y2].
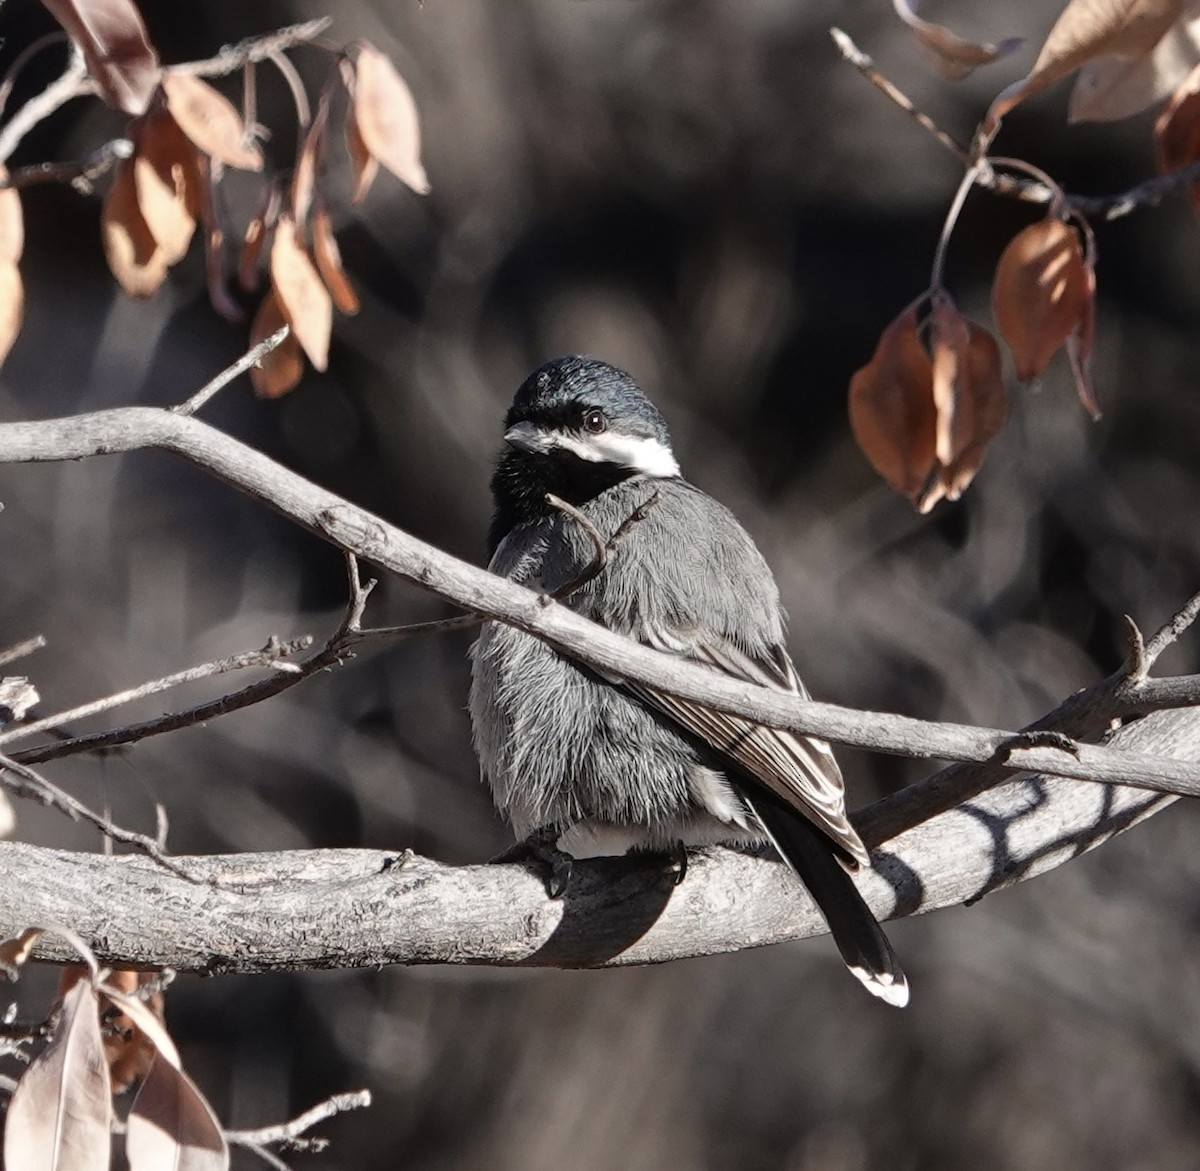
[0, 407, 1197, 810]
[0, 709, 1189, 973]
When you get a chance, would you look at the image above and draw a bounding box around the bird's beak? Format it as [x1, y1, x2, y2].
[503, 421, 554, 455]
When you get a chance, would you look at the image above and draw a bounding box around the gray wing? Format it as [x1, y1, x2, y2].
[625, 624, 870, 870]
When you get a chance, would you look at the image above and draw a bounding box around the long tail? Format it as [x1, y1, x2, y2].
[743, 787, 909, 1007]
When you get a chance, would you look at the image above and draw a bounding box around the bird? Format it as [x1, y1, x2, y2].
[469, 355, 908, 1006]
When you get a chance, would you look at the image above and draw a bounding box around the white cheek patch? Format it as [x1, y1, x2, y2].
[548, 428, 681, 477]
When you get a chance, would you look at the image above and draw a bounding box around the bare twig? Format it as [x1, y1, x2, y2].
[0, 43, 93, 165]
[1142, 588, 1200, 673]
[0, 138, 133, 194]
[0, 32, 70, 120]
[174, 326, 291, 415]
[226, 1090, 372, 1155]
[0, 636, 45, 668]
[267, 49, 311, 131]
[0, 753, 204, 884]
[168, 20, 333, 79]
[831, 26, 1200, 223]
[0, 638, 312, 750]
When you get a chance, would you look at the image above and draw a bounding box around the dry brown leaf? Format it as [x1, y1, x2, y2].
[270, 213, 332, 369]
[1067, 259, 1101, 418]
[292, 90, 331, 227]
[132, 109, 200, 264]
[40, 0, 161, 115]
[102, 970, 162, 1095]
[311, 199, 360, 315]
[992, 218, 1090, 380]
[3, 978, 113, 1171]
[0, 262, 25, 370]
[99, 983, 229, 1171]
[0, 166, 26, 265]
[930, 300, 1007, 501]
[0, 927, 43, 978]
[345, 113, 380, 204]
[127, 1055, 229, 1171]
[239, 186, 280, 293]
[102, 155, 169, 298]
[249, 290, 305, 398]
[987, 0, 1183, 130]
[848, 305, 938, 506]
[162, 70, 263, 171]
[351, 43, 430, 195]
[1070, 6, 1200, 120]
[1155, 57, 1200, 209]
[893, 0, 1022, 80]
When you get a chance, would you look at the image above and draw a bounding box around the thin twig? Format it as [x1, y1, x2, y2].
[0, 638, 312, 749]
[1142, 588, 1200, 673]
[267, 49, 311, 131]
[174, 326, 291, 415]
[0, 31, 70, 121]
[0, 138, 133, 194]
[168, 20, 333, 79]
[0, 636, 45, 668]
[226, 1090, 372, 1153]
[0, 754, 204, 884]
[0, 43, 92, 165]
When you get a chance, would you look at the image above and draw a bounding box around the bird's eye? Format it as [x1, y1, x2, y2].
[582, 409, 607, 434]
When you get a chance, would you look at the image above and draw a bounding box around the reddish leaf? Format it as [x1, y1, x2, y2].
[269, 213, 332, 369]
[930, 297, 1008, 502]
[3, 978, 113, 1171]
[893, 0, 1022, 80]
[992, 218, 1090, 380]
[132, 109, 200, 264]
[102, 155, 170, 298]
[311, 199, 360, 315]
[239, 186, 280, 293]
[40, 0, 161, 114]
[848, 305, 938, 506]
[350, 44, 430, 195]
[1067, 260, 1102, 419]
[291, 90, 330, 226]
[161, 71, 263, 171]
[249, 290, 305, 398]
[987, 0, 1183, 130]
[1156, 58, 1200, 210]
[102, 970, 162, 1095]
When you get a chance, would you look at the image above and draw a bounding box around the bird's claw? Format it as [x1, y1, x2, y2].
[489, 826, 575, 898]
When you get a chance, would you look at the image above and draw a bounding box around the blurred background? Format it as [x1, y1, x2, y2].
[3, 0, 1200, 1167]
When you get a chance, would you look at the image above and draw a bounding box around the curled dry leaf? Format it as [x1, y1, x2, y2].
[311, 199, 360, 315]
[1156, 57, 1200, 206]
[250, 289, 305, 398]
[892, 0, 1022, 81]
[992, 218, 1090, 380]
[350, 43, 431, 195]
[132, 108, 200, 265]
[102, 969, 163, 1094]
[848, 305, 938, 505]
[0, 927, 43, 978]
[239, 185, 281, 293]
[1070, 6, 1200, 121]
[0, 168, 26, 265]
[930, 297, 1007, 503]
[345, 113, 380, 204]
[102, 155, 170, 298]
[162, 70, 263, 171]
[40, 0, 161, 114]
[270, 213, 332, 369]
[100, 983, 230, 1171]
[292, 89, 331, 227]
[986, 0, 1183, 131]
[1067, 259, 1101, 418]
[3, 978, 113, 1171]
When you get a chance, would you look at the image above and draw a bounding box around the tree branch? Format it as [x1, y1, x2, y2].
[0, 706, 1189, 972]
[0, 406, 1197, 813]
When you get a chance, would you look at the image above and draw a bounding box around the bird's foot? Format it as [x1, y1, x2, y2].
[490, 826, 575, 898]
[629, 840, 689, 887]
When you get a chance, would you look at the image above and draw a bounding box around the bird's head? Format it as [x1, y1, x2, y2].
[488, 356, 679, 552]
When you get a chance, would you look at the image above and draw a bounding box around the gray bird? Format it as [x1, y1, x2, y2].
[470, 356, 908, 1006]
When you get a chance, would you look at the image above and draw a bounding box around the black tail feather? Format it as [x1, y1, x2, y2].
[743, 787, 909, 1007]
